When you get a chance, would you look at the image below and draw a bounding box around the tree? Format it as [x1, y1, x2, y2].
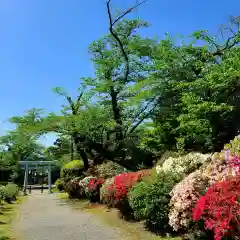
[136, 17, 240, 153]
[0, 109, 46, 183]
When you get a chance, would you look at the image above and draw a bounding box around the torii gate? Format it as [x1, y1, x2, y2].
[19, 161, 57, 194]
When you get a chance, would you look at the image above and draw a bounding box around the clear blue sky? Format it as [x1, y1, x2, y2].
[0, 0, 239, 146]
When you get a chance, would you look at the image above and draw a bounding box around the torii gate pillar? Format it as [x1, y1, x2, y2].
[48, 164, 52, 193]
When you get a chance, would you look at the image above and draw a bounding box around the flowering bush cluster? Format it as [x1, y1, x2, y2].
[192, 176, 240, 240]
[168, 170, 209, 231]
[157, 152, 211, 176]
[54, 135, 240, 239]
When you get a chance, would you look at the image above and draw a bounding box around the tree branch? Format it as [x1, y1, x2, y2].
[127, 100, 158, 136]
[76, 92, 84, 110]
[110, 0, 148, 26]
[106, 0, 147, 84]
[128, 97, 156, 129]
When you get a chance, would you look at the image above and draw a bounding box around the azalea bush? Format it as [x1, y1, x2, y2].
[100, 177, 114, 203]
[204, 150, 240, 186]
[158, 152, 211, 176]
[224, 135, 240, 157]
[95, 161, 127, 179]
[104, 170, 150, 218]
[192, 176, 240, 240]
[85, 178, 105, 202]
[168, 170, 209, 232]
[128, 170, 181, 233]
[64, 177, 84, 199]
[79, 176, 95, 190]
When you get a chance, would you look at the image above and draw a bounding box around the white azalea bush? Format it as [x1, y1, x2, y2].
[79, 176, 95, 195]
[100, 177, 114, 203]
[95, 161, 127, 179]
[156, 152, 212, 176]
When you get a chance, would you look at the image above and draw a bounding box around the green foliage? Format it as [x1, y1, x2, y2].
[2, 184, 19, 203]
[55, 178, 65, 191]
[61, 160, 84, 179]
[62, 160, 84, 170]
[128, 170, 181, 232]
[0, 186, 6, 202]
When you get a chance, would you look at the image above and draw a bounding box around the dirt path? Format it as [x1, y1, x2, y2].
[13, 192, 126, 240]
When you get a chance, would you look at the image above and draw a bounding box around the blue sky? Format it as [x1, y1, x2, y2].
[0, 0, 239, 146]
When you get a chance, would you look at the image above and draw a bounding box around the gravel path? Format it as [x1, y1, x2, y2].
[13, 193, 126, 240]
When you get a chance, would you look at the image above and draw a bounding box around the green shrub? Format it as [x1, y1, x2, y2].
[55, 178, 65, 191]
[63, 160, 84, 169]
[61, 160, 84, 179]
[128, 170, 181, 233]
[0, 186, 5, 203]
[3, 183, 19, 203]
[95, 161, 127, 179]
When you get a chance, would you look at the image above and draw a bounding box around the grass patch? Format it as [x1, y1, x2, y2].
[56, 192, 69, 199]
[0, 197, 23, 240]
[86, 205, 182, 240]
[51, 187, 58, 193]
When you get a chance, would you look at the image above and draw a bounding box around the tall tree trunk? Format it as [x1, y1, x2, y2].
[70, 137, 74, 160]
[72, 132, 89, 170]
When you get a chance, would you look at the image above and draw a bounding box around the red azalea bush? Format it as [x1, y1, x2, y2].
[104, 170, 150, 218]
[192, 176, 240, 240]
[85, 178, 105, 202]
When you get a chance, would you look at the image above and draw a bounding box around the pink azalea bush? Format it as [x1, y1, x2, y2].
[168, 170, 209, 231]
[204, 151, 240, 185]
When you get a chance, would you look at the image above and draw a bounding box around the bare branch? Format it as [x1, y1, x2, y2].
[106, 0, 130, 84]
[111, 0, 147, 26]
[76, 92, 84, 109]
[106, 0, 147, 84]
[129, 97, 156, 127]
[127, 105, 156, 136]
[126, 99, 158, 136]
